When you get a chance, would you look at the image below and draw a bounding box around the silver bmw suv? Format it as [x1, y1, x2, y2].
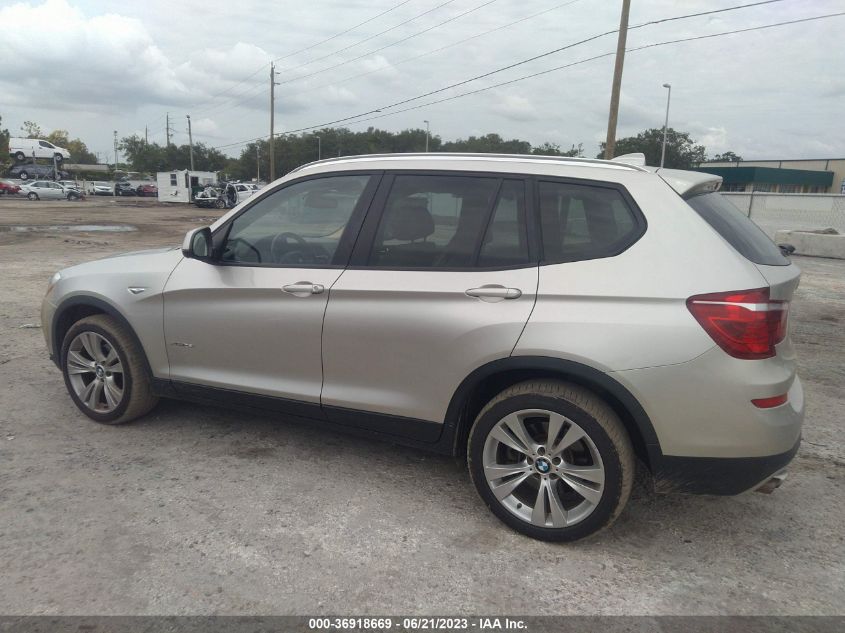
[41, 153, 804, 541]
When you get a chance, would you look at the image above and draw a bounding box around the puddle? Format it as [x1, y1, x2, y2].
[0, 224, 138, 233]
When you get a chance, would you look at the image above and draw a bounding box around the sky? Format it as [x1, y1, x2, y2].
[0, 0, 843, 162]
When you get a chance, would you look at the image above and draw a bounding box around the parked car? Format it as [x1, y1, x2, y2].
[136, 183, 158, 197]
[7, 163, 69, 181]
[9, 137, 71, 162]
[20, 180, 82, 201]
[58, 180, 81, 191]
[88, 181, 114, 196]
[115, 182, 136, 196]
[0, 178, 21, 195]
[40, 153, 803, 542]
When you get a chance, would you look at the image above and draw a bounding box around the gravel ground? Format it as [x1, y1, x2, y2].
[0, 196, 843, 615]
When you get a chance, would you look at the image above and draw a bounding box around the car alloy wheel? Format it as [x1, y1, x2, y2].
[482, 409, 605, 528]
[27, 192, 38, 200]
[65, 331, 126, 414]
[19, 171, 29, 180]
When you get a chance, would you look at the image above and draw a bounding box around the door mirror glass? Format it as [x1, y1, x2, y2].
[182, 227, 213, 261]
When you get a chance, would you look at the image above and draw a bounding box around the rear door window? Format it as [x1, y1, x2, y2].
[686, 192, 788, 266]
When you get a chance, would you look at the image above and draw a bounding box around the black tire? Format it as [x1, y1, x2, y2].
[27, 192, 38, 201]
[55, 153, 64, 162]
[67, 192, 79, 201]
[19, 171, 29, 180]
[467, 380, 634, 542]
[60, 315, 159, 425]
[14, 151, 25, 162]
[214, 198, 226, 209]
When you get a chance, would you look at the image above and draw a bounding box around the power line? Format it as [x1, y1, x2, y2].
[273, 0, 459, 69]
[284, 0, 585, 101]
[273, 0, 416, 63]
[192, 0, 557, 125]
[212, 10, 843, 151]
[143, 0, 420, 132]
[260, 0, 796, 138]
[276, 0, 500, 87]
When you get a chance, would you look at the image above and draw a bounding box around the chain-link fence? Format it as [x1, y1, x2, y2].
[723, 192, 845, 239]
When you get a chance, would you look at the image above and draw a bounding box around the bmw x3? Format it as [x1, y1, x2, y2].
[42, 153, 803, 541]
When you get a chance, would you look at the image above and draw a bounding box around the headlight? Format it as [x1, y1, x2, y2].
[46, 271, 62, 294]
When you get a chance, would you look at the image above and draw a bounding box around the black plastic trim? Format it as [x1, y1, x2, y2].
[154, 380, 448, 449]
[654, 438, 800, 495]
[50, 296, 153, 378]
[444, 356, 662, 464]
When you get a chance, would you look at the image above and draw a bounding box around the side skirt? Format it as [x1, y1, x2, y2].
[152, 379, 452, 455]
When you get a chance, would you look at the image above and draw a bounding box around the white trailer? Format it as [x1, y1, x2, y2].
[156, 170, 216, 203]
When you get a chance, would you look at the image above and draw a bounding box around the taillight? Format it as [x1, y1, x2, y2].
[687, 288, 788, 360]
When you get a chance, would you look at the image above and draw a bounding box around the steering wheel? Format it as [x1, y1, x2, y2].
[270, 231, 316, 265]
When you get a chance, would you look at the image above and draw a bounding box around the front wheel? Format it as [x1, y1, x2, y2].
[61, 315, 159, 424]
[19, 171, 29, 180]
[468, 380, 634, 542]
[27, 192, 38, 201]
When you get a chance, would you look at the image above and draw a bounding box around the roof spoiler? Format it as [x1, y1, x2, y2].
[611, 153, 646, 167]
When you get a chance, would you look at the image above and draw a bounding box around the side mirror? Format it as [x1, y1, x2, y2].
[182, 227, 214, 261]
[778, 243, 796, 257]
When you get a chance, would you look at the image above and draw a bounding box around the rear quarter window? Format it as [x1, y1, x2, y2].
[686, 192, 788, 266]
[538, 180, 644, 264]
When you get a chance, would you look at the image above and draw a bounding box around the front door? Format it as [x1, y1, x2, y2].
[163, 172, 378, 410]
[321, 174, 539, 438]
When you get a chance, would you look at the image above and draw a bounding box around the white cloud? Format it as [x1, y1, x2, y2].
[490, 94, 539, 122]
[0, 0, 192, 110]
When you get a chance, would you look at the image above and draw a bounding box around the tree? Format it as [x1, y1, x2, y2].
[21, 121, 43, 139]
[596, 127, 706, 169]
[711, 151, 743, 163]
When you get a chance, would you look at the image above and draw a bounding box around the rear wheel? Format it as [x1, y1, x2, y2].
[468, 380, 634, 542]
[19, 171, 29, 180]
[61, 315, 159, 424]
[14, 151, 25, 161]
[27, 192, 38, 201]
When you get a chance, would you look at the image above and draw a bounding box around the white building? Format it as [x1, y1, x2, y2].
[156, 170, 216, 203]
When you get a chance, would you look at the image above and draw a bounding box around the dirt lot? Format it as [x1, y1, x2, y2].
[0, 196, 843, 615]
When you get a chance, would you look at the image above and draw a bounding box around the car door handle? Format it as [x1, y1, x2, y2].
[282, 282, 325, 296]
[466, 285, 522, 300]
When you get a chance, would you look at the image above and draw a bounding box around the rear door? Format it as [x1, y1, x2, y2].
[320, 173, 539, 440]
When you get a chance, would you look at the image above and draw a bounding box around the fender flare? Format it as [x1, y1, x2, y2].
[444, 356, 663, 465]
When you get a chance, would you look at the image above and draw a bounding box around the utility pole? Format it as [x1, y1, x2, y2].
[269, 62, 280, 181]
[113, 130, 118, 173]
[660, 83, 672, 168]
[256, 145, 260, 182]
[145, 125, 148, 145]
[187, 114, 194, 171]
[424, 120, 430, 152]
[603, 0, 631, 160]
[166, 112, 171, 147]
[316, 136, 321, 160]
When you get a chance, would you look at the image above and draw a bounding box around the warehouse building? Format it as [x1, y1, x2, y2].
[695, 158, 845, 194]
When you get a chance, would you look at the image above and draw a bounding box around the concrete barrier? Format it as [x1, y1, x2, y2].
[774, 229, 845, 260]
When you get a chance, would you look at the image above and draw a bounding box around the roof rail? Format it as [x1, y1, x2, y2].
[289, 152, 649, 174]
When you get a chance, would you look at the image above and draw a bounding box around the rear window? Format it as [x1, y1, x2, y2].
[686, 192, 788, 266]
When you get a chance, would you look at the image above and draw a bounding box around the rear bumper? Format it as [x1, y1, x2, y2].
[653, 436, 800, 495]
